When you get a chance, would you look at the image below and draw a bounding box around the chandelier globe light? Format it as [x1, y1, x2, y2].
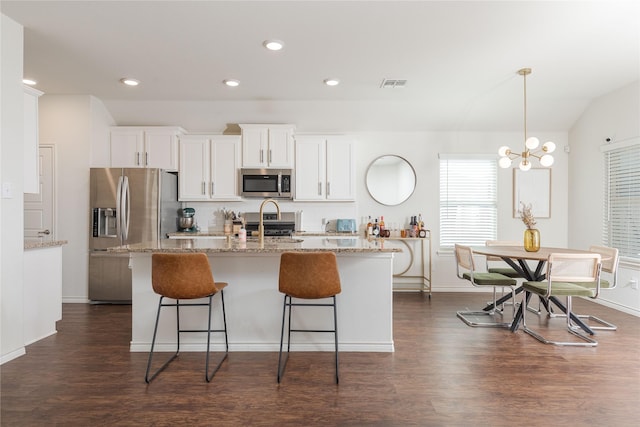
[498, 68, 556, 171]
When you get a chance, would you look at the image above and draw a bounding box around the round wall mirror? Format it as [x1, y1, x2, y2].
[366, 155, 416, 206]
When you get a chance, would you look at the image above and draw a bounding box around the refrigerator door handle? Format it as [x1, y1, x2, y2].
[121, 176, 131, 241]
[116, 176, 123, 240]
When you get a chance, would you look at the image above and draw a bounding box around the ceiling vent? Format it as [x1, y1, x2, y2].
[380, 79, 407, 88]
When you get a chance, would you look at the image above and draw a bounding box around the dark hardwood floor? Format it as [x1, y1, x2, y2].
[2, 292, 639, 426]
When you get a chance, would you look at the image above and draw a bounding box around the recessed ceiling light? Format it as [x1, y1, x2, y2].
[324, 78, 340, 86]
[23, 78, 37, 86]
[120, 78, 140, 86]
[263, 40, 284, 51]
[223, 79, 240, 87]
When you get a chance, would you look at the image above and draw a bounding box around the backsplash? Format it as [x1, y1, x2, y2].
[179, 200, 358, 233]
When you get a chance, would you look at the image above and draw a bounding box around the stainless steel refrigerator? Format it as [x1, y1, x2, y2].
[89, 168, 179, 302]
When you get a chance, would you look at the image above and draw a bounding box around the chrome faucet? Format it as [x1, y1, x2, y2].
[258, 198, 281, 244]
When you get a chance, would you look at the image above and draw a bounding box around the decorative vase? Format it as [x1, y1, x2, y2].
[523, 228, 540, 252]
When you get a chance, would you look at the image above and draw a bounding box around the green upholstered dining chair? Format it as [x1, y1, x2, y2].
[521, 252, 602, 346]
[145, 253, 229, 383]
[277, 252, 342, 384]
[484, 240, 522, 277]
[454, 244, 517, 327]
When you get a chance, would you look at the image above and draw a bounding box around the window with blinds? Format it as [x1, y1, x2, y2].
[439, 155, 497, 249]
[602, 139, 640, 261]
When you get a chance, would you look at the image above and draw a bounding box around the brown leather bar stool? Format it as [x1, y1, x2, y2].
[145, 253, 229, 383]
[277, 252, 342, 384]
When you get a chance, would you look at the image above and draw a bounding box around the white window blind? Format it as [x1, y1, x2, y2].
[602, 139, 640, 261]
[439, 155, 497, 248]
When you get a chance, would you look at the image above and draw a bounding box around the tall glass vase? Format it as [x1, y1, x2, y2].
[524, 228, 540, 252]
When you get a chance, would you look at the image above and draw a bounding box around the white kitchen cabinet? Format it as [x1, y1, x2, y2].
[23, 85, 44, 194]
[178, 135, 241, 201]
[295, 135, 356, 201]
[110, 126, 184, 171]
[240, 124, 295, 168]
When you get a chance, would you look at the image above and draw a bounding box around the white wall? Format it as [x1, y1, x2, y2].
[43, 86, 640, 306]
[569, 80, 640, 315]
[38, 95, 115, 302]
[1, 14, 26, 363]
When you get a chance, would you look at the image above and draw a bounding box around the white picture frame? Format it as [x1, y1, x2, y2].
[513, 168, 551, 218]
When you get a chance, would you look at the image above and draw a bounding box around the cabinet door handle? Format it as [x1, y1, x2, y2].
[136, 152, 140, 165]
[269, 149, 272, 164]
[38, 229, 51, 235]
[260, 149, 264, 164]
[327, 182, 331, 196]
[210, 182, 214, 196]
[202, 182, 206, 195]
[318, 182, 322, 196]
[145, 152, 149, 166]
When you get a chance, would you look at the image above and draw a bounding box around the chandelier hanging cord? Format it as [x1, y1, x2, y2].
[498, 68, 556, 171]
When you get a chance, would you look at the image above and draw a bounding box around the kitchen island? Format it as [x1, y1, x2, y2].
[113, 237, 399, 353]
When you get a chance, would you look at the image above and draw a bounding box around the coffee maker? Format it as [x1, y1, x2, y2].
[178, 207, 197, 232]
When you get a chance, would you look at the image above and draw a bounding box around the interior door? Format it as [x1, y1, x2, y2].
[24, 145, 55, 242]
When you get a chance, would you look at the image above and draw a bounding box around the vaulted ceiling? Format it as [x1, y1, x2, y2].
[2, 1, 639, 132]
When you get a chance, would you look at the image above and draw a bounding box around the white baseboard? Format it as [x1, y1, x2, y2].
[1, 347, 26, 365]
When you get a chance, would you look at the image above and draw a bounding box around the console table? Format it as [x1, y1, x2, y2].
[380, 232, 432, 296]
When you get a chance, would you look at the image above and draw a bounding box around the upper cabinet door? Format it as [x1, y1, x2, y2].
[110, 127, 184, 170]
[294, 136, 326, 201]
[144, 129, 179, 171]
[110, 129, 143, 168]
[326, 137, 356, 201]
[210, 136, 241, 200]
[267, 127, 294, 168]
[241, 127, 268, 167]
[23, 85, 44, 194]
[240, 124, 295, 168]
[178, 136, 210, 201]
[294, 135, 356, 202]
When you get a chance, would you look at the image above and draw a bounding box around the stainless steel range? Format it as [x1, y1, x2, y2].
[244, 211, 296, 237]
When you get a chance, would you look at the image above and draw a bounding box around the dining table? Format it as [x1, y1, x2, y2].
[470, 245, 600, 334]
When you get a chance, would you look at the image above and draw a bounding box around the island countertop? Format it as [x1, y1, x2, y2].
[110, 236, 399, 254]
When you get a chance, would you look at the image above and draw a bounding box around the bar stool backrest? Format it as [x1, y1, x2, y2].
[152, 253, 218, 300]
[279, 252, 341, 299]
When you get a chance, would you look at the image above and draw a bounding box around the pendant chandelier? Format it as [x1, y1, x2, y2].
[498, 68, 556, 171]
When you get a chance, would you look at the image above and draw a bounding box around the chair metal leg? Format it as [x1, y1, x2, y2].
[146, 293, 229, 384]
[277, 294, 339, 384]
[457, 287, 511, 328]
[277, 295, 290, 383]
[145, 296, 179, 384]
[205, 291, 229, 382]
[333, 296, 339, 384]
[522, 294, 597, 347]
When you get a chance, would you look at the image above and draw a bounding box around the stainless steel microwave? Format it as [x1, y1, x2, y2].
[240, 168, 292, 199]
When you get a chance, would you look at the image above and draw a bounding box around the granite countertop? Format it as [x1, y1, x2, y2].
[24, 240, 68, 250]
[109, 236, 399, 254]
[166, 231, 360, 238]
